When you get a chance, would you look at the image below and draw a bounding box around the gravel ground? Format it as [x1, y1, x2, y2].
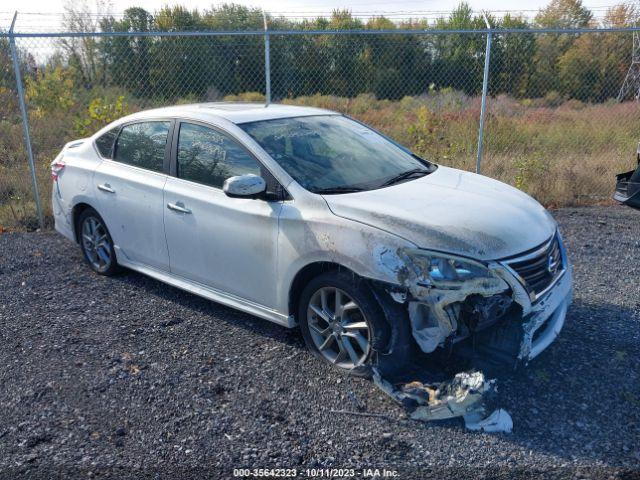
[0, 206, 639, 479]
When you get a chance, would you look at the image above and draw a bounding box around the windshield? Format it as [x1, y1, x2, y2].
[240, 115, 435, 193]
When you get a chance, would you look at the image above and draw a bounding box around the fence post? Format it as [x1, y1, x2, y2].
[9, 11, 44, 229]
[476, 13, 492, 175]
[262, 11, 271, 106]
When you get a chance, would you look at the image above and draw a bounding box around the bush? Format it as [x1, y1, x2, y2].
[25, 66, 75, 118]
[75, 95, 130, 137]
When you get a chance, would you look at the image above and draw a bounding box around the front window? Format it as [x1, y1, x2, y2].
[177, 122, 261, 189]
[240, 115, 435, 193]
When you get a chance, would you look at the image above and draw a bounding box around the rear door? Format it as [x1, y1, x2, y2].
[94, 120, 173, 271]
[163, 121, 282, 308]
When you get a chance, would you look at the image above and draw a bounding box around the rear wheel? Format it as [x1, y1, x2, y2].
[78, 208, 119, 276]
[298, 271, 388, 377]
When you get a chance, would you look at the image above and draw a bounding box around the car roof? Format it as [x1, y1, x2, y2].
[120, 102, 336, 125]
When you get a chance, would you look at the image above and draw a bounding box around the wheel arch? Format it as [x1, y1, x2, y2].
[71, 202, 99, 243]
[288, 261, 360, 319]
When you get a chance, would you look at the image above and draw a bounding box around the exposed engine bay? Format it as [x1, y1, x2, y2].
[366, 237, 572, 432]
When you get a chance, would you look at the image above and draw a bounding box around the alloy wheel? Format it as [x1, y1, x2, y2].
[306, 286, 371, 369]
[81, 216, 112, 273]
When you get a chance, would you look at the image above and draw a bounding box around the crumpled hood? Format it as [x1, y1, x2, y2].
[323, 166, 556, 261]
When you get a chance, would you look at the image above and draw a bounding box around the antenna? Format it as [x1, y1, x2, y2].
[618, 28, 640, 101]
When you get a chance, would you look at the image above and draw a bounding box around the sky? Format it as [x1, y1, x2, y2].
[0, 0, 626, 31]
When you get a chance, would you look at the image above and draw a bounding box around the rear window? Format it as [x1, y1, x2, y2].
[95, 127, 120, 158]
[113, 121, 171, 173]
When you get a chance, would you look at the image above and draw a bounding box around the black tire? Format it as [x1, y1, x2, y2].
[298, 270, 389, 378]
[77, 208, 120, 276]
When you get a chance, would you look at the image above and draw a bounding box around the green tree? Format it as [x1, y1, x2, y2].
[491, 15, 536, 97]
[100, 8, 153, 96]
[557, 4, 636, 101]
[532, 0, 593, 96]
[431, 3, 487, 95]
[201, 4, 266, 97]
[151, 6, 207, 99]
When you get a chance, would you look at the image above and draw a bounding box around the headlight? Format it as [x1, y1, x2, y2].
[399, 248, 494, 289]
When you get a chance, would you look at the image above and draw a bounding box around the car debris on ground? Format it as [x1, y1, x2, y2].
[372, 368, 513, 433]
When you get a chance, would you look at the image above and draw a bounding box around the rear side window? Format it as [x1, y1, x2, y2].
[95, 126, 120, 158]
[177, 123, 261, 188]
[113, 121, 170, 173]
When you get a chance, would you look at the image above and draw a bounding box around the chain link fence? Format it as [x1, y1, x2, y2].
[1, 24, 639, 230]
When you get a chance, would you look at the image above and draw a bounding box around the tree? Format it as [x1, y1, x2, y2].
[60, 0, 112, 88]
[201, 4, 265, 97]
[100, 8, 153, 96]
[557, 4, 637, 101]
[431, 3, 487, 95]
[490, 15, 536, 97]
[151, 6, 207, 99]
[532, 0, 593, 96]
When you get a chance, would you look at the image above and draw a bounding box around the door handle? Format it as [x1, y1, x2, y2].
[167, 202, 192, 214]
[97, 183, 115, 193]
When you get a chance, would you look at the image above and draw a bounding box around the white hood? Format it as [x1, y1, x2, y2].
[323, 166, 556, 261]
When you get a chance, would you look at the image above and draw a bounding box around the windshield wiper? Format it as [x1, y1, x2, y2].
[313, 186, 365, 194]
[379, 168, 429, 187]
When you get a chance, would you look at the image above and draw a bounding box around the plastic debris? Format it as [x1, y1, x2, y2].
[372, 368, 512, 432]
[463, 408, 513, 433]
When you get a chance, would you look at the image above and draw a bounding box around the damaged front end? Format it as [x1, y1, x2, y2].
[370, 232, 572, 430]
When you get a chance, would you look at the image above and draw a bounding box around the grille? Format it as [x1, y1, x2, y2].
[504, 236, 563, 297]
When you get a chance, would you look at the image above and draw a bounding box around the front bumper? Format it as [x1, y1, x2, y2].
[402, 237, 573, 365]
[520, 264, 573, 361]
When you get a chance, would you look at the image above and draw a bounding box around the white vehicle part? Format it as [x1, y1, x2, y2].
[94, 160, 170, 271]
[519, 266, 573, 360]
[374, 245, 512, 353]
[407, 276, 510, 353]
[324, 166, 557, 261]
[464, 408, 513, 433]
[373, 369, 509, 429]
[163, 176, 282, 309]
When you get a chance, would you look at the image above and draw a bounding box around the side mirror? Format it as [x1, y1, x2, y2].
[223, 174, 267, 198]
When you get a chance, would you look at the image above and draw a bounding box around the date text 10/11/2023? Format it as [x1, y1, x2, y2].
[232, 468, 400, 477]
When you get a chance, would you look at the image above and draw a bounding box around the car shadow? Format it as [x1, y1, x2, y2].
[110, 269, 639, 467]
[110, 267, 308, 351]
[482, 298, 639, 467]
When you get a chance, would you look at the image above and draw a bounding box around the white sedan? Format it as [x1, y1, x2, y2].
[51, 103, 572, 375]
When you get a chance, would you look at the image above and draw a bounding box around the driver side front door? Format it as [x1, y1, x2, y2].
[162, 121, 283, 310]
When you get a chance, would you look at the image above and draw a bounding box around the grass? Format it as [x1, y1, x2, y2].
[1, 89, 637, 230]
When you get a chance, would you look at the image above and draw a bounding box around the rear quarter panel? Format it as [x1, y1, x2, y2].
[52, 139, 102, 241]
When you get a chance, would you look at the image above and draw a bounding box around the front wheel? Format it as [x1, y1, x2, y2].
[77, 208, 119, 276]
[298, 271, 389, 377]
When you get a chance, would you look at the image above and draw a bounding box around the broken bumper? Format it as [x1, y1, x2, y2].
[520, 264, 572, 361]
[400, 236, 573, 365]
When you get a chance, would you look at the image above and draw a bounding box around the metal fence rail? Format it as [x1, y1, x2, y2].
[1, 16, 639, 230]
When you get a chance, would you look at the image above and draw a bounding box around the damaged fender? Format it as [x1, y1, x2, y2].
[375, 246, 514, 354]
[373, 243, 571, 363]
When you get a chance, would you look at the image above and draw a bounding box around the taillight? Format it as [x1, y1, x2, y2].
[51, 159, 65, 181]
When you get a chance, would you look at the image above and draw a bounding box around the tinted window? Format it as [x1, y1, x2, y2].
[240, 115, 434, 193]
[95, 126, 120, 158]
[113, 121, 170, 173]
[177, 123, 261, 188]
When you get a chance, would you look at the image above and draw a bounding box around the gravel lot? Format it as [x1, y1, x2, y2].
[1, 206, 639, 479]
